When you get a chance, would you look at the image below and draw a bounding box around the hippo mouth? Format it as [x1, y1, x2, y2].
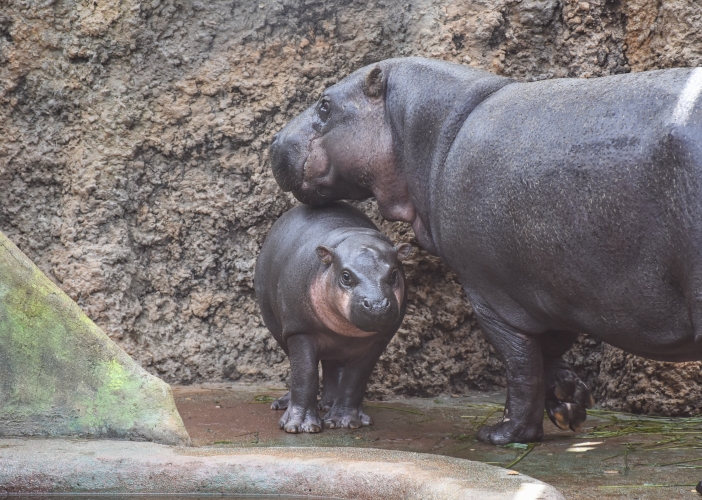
[300, 138, 331, 190]
[270, 140, 306, 193]
[351, 307, 401, 333]
[270, 133, 333, 204]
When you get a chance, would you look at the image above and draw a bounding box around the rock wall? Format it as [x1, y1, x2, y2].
[1, 0, 701, 413]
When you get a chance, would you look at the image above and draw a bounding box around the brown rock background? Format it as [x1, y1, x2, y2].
[1, 0, 701, 413]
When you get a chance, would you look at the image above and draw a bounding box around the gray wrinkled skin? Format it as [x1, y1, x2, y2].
[254, 202, 409, 433]
[270, 57, 702, 444]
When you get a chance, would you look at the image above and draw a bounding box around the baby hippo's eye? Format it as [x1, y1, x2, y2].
[317, 98, 331, 121]
[340, 270, 353, 287]
[390, 269, 399, 286]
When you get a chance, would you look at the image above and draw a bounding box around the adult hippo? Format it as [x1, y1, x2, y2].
[269, 57, 702, 444]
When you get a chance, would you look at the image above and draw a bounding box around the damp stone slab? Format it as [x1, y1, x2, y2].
[0, 438, 565, 500]
[0, 230, 190, 445]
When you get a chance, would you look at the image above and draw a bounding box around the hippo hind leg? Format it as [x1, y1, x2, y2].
[318, 363, 372, 425]
[542, 331, 594, 432]
[319, 360, 343, 411]
[324, 341, 388, 429]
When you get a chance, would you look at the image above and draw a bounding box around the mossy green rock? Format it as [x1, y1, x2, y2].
[0, 231, 190, 445]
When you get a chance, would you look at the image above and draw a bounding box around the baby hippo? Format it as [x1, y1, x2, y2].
[255, 202, 412, 433]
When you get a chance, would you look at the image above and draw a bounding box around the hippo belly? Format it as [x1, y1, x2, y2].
[433, 68, 702, 361]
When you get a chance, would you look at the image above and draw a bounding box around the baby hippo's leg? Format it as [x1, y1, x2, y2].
[319, 360, 344, 411]
[279, 334, 323, 433]
[324, 341, 388, 429]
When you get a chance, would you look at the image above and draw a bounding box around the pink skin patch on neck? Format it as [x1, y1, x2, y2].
[310, 267, 378, 338]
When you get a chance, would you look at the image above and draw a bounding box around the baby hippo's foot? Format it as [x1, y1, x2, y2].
[318, 397, 334, 412]
[476, 418, 543, 445]
[323, 405, 373, 429]
[278, 405, 322, 433]
[545, 362, 593, 432]
[270, 391, 290, 410]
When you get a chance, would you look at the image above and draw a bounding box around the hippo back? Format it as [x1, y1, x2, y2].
[434, 67, 702, 352]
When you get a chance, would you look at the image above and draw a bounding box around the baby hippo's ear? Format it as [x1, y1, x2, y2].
[395, 243, 414, 261]
[364, 66, 385, 98]
[316, 246, 335, 265]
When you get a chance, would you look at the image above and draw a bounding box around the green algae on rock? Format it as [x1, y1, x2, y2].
[0, 230, 190, 445]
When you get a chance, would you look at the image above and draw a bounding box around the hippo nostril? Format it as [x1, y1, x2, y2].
[381, 298, 389, 309]
[362, 299, 371, 309]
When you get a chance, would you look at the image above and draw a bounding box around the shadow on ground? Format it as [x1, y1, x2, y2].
[173, 384, 702, 500]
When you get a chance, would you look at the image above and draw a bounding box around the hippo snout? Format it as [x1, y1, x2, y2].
[352, 295, 399, 331]
[269, 107, 318, 193]
[362, 297, 390, 312]
[269, 135, 301, 192]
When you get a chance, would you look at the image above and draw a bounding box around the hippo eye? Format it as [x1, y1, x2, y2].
[340, 270, 353, 287]
[317, 98, 331, 121]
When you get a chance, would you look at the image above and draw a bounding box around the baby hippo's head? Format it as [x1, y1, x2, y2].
[315, 233, 413, 335]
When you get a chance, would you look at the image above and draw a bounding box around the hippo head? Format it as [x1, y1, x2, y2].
[269, 62, 414, 223]
[313, 233, 413, 336]
[271, 57, 509, 256]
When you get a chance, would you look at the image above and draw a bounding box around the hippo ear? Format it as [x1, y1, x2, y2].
[363, 66, 385, 98]
[395, 243, 414, 261]
[315, 246, 334, 265]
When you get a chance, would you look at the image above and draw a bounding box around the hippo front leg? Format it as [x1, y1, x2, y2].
[279, 334, 323, 433]
[474, 313, 545, 445]
[323, 341, 388, 429]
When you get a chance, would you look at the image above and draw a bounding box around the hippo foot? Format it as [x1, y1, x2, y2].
[318, 398, 334, 412]
[358, 407, 373, 426]
[323, 405, 373, 429]
[278, 406, 322, 433]
[545, 363, 593, 432]
[476, 419, 543, 445]
[271, 391, 290, 410]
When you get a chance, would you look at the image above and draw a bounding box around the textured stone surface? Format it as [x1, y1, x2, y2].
[1, 0, 701, 413]
[0, 230, 189, 444]
[0, 438, 565, 499]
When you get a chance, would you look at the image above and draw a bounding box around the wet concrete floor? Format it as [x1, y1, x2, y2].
[172, 384, 702, 500]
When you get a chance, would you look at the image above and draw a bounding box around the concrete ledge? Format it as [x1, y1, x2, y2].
[0, 438, 564, 499]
